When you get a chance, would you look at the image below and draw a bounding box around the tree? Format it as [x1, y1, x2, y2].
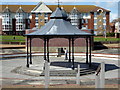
[112, 18, 120, 24]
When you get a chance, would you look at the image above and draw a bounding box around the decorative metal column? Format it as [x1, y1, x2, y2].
[44, 38, 47, 60]
[69, 38, 71, 62]
[47, 38, 49, 62]
[89, 36, 92, 67]
[72, 38, 74, 70]
[30, 37, 32, 64]
[86, 37, 88, 64]
[26, 37, 29, 67]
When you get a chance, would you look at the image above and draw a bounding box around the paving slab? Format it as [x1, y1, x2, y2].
[1, 55, 119, 87]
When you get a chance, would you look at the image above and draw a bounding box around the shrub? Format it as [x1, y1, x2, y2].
[106, 33, 115, 37]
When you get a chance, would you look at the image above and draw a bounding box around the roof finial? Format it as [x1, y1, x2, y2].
[57, 0, 62, 7]
[74, 0, 76, 9]
[19, 0, 22, 9]
[58, 0, 60, 7]
[6, 2, 8, 8]
[6, 6, 8, 9]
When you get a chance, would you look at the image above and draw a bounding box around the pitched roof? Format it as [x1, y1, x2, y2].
[47, 5, 110, 13]
[50, 7, 67, 19]
[0, 5, 35, 13]
[16, 7, 25, 13]
[91, 6, 110, 12]
[31, 2, 52, 13]
[70, 7, 80, 14]
[26, 7, 93, 37]
[0, 4, 110, 13]
[3, 6, 11, 13]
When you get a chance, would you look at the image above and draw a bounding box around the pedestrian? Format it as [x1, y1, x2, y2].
[64, 48, 68, 60]
[114, 29, 117, 38]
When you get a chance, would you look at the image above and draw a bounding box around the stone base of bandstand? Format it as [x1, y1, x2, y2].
[11, 56, 97, 85]
[26, 46, 88, 53]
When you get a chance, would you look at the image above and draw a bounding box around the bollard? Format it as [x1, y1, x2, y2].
[95, 72, 100, 88]
[95, 62, 105, 88]
[100, 62, 105, 88]
[76, 64, 80, 84]
[44, 60, 50, 88]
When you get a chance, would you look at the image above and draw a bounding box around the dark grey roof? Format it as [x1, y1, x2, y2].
[25, 7, 93, 37]
[61, 7, 68, 18]
[50, 7, 67, 19]
[26, 19, 92, 37]
[3, 7, 11, 13]
[16, 7, 25, 13]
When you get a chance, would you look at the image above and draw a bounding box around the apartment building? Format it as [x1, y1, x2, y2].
[0, 5, 31, 35]
[115, 21, 120, 33]
[0, 2, 110, 35]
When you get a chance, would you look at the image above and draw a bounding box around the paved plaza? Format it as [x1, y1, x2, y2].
[0, 49, 119, 88]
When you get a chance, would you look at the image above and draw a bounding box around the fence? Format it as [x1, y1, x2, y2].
[95, 62, 105, 88]
[44, 61, 105, 88]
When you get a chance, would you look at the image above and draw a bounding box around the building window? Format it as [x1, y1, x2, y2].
[94, 25, 97, 29]
[18, 13, 20, 17]
[44, 13, 48, 17]
[85, 13, 88, 17]
[35, 13, 38, 17]
[6, 14, 9, 17]
[81, 13, 83, 17]
[27, 13, 30, 17]
[103, 19, 106, 23]
[94, 12, 97, 17]
[98, 25, 102, 28]
[85, 19, 88, 23]
[82, 19, 85, 23]
[82, 25, 88, 29]
[3, 14, 9, 17]
[2, 13, 11, 30]
[98, 19, 102, 22]
[7, 21, 9, 24]
[82, 13, 89, 17]
[82, 19, 88, 23]
[44, 19, 48, 23]
[16, 13, 24, 18]
[35, 19, 38, 23]
[103, 25, 106, 29]
[97, 9, 103, 16]
[94, 19, 97, 23]
[70, 13, 79, 26]
[16, 25, 23, 30]
[70, 14, 79, 19]
[103, 12, 106, 17]
[40, 19, 43, 22]
[16, 19, 23, 23]
[2, 25, 11, 31]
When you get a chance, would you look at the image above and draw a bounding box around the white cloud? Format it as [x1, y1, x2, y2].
[106, 2, 118, 9]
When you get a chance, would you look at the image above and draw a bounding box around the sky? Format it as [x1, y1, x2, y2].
[1, 0, 120, 22]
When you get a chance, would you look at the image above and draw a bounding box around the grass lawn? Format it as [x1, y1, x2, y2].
[0, 35, 25, 42]
[94, 37, 120, 42]
[0, 35, 120, 43]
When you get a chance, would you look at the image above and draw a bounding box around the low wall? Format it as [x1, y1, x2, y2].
[2, 42, 25, 45]
[25, 29, 94, 53]
[28, 46, 87, 53]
